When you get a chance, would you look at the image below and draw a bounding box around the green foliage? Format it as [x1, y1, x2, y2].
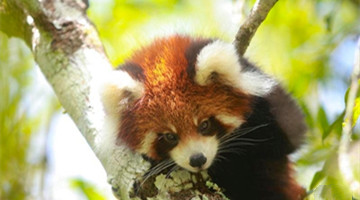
[322, 112, 344, 141]
[0, 0, 32, 45]
[310, 170, 326, 191]
[70, 179, 106, 200]
[0, 32, 59, 199]
[0, 32, 34, 200]
[354, 97, 360, 127]
[87, 0, 229, 65]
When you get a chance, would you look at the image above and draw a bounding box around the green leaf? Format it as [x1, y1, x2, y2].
[0, 0, 32, 45]
[317, 106, 329, 133]
[322, 112, 345, 141]
[344, 83, 360, 105]
[310, 170, 325, 190]
[70, 179, 106, 200]
[352, 97, 360, 127]
[299, 101, 315, 129]
[324, 13, 334, 32]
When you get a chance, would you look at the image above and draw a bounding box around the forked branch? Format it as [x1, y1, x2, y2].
[338, 37, 360, 194]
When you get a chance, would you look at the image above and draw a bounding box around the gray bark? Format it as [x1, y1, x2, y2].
[234, 0, 278, 56]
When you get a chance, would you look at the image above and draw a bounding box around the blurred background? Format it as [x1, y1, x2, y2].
[0, 0, 359, 199]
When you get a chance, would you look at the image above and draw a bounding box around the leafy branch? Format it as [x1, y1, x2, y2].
[338, 37, 360, 194]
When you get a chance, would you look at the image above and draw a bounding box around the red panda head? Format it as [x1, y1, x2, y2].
[101, 35, 284, 172]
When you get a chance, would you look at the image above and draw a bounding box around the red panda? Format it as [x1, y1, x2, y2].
[100, 35, 307, 200]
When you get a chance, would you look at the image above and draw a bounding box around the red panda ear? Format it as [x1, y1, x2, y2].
[100, 70, 144, 116]
[96, 70, 144, 162]
[194, 40, 276, 97]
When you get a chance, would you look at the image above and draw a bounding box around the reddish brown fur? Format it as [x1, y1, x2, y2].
[114, 35, 307, 199]
[117, 35, 251, 159]
[256, 159, 306, 199]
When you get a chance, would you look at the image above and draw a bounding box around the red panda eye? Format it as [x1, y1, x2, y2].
[199, 120, 211, 135]
[163, 133, 179, 144]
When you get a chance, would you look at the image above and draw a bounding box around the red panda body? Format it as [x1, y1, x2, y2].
[101, 35, 307, 199]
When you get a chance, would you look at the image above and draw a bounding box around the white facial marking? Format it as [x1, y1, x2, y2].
[169, 136, 218, 172]
[215, 114, 243, 128]
[138, 132, 157, 155]
[193, 117, 198, 126]
[169, 124, 177, 133]
[195, 40, 276, 96]
[96, 70, 144, 160]
[100, 70, 144, 115]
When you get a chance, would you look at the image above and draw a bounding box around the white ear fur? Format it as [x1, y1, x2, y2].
[100, 70, 144, 116]
[96, 70, 144, 161]
[239, 71, 277, 97]
[195, 40, 276, 97]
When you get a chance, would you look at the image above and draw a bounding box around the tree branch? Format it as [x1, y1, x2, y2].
[1, 0, 150, 199]
[233, 0, 278, 56]
[338, 37, 360, 194]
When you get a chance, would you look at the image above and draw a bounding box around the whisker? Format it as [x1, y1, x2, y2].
[149, 161, 175, 177]
[156, 165, 180, 191]
[140, 160, 175, 187]
[224, 137, 271, 143]
[218, 146, 246, 153]
[219, 137, 271, 146]
[210, 124, 270, 175]
[215, 154, 230, 162]
[220, 142, 257, 149]
[166, 165, 180, 178]
[141, 165, 173, 187]
[146, 161, 171, 176]
[217, 149, 246, 156]
[219, 123, 269, 143]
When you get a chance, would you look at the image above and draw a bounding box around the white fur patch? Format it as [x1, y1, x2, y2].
[193, 117, 198, 126]
[138, 132, 157, 155]
[169, 124, 177, 133]
[170, 136, 218, 172]
[215, 114, 243, 128]
[100, 70, 144, 115]
[195, 40, 241, 86]
[96, 112, 121, 162]
[195, 40, 276, 96]
[95, 70, 144, 161]
[238, 71, 277, 97]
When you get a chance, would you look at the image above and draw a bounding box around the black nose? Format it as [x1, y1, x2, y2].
[189, 153, 207, 168]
